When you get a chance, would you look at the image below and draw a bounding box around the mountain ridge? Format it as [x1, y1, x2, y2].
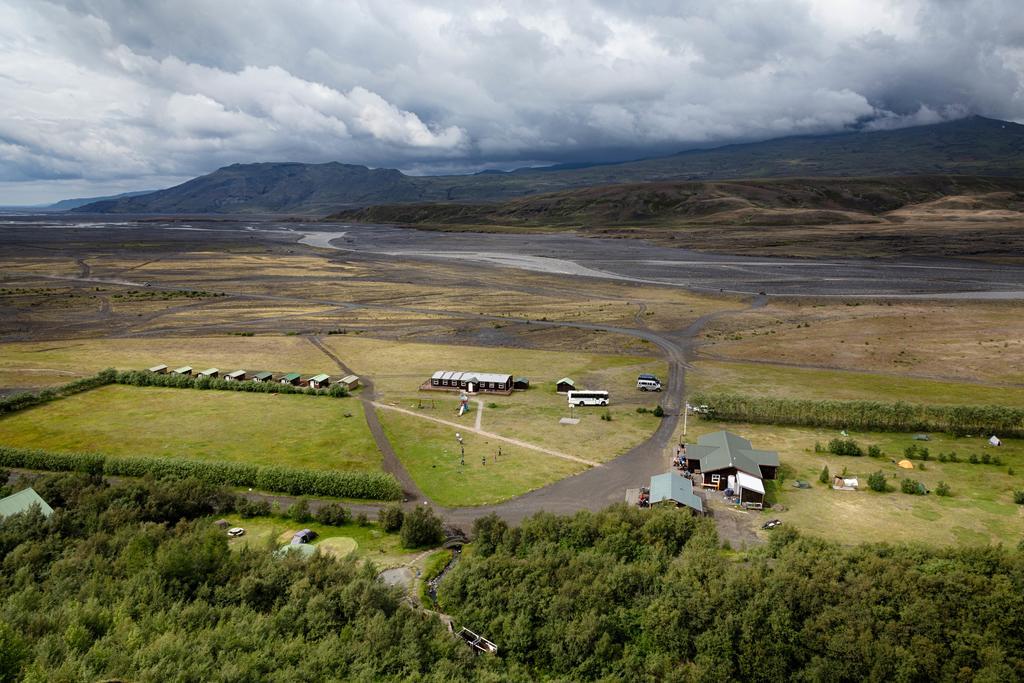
[74, 116, 1024, 214]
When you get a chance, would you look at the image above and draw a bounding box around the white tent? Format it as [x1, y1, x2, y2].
[989, 435, 1002, 446]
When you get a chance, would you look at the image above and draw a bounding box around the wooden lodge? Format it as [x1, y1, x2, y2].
[252, 371, 273, 382]
[171, 366, 193, 376]
[225, 370, 246, 382]
[198, 368, 219, 379]
[280, 373, 301, 386]
[680, 431, 779, 508]
[339, 374, 360, 390]
[425, 370, 513, 394]
[648, 471, 704, 514]
[555, 378, 575, 393]
[148, 364, 168, 374]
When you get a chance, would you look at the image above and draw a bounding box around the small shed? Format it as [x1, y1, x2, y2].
[736, 471, 765, 508]
[648, 471, 704, 514]
[555, 378, 575, 394]
[225, 370, 246, 382]
[252, 371, 273, 382]
[198, 368, 219, 379]
[0, 488, 54, 519]
[307, 374, 330, 389]
[339, 374, 360, 390]
[513, 377, 530, 390]
[172, 366, 193, 376]
[148, 364, 168, 374]
[291, 529, 317, 544]
[280, 373, 301, 386]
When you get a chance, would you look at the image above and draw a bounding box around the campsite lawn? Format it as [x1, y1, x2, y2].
[378, 410, 587, 507]
[0, 385, 380, 471]
[217, 514, 427, 569]
[688, 360, 1024, 407]
[324, 336, 668, 461]
[685, 419, 1024, 547]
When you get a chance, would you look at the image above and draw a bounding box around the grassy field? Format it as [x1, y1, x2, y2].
[0, 336, 334, 389]
[686, 419, 1024, 547]
[217, 514, 426, 569]
[688, 360, 1024, 407]
[324, 336, 668, 461]
[379, 410, 586, 507]
[699, 300, 1024, 385]
[0, 385, 380, 471]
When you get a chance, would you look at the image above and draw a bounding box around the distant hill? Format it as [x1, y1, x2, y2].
[329, 175, 1024, 229]
[74, 162, 430, 214]
[48, 190, 155, 211]
[76, 116, 1024, 214]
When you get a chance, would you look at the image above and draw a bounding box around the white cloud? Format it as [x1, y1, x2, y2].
[0, 0, 1022, 202]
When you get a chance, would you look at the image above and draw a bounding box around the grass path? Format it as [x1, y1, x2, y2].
[373, 401, 599, 467]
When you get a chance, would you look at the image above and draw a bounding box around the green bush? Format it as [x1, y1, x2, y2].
[868, 470, 888, 493]
[691, 392, 1024, 437]
[379, 504, 404, 532]
[401, 506, 444, 549]
[1014, 491, 1024, 505]
[0, 446, 402, 500]
[827, 438, 863, 456]
[901, 478, 925, 495]
[867, 444, 882, 458]
[287, 498, 313, 523]
[936, 481, 951, 497]
[237, 499, 271, 518]
[315, 503, 349, 526]
[819, 465, 830, 485]
[653, 405, 665, 418]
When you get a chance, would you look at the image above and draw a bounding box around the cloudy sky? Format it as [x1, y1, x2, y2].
[2, 0, 1023, 204]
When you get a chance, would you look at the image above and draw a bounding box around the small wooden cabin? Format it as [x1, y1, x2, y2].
[225, 370, 246, 382]
[198, 368, 219, 379]
[252, 371, 273, 382]
[555, 378, 575, 393]
[172, 366, 193, 376]
[307, 374, 330, 389]
[339, 374, 360, 390]
[148, 364, 168, 374]
[280, 373, 301, 386]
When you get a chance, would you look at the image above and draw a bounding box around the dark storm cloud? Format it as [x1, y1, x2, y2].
[1, 0, 1022, 202]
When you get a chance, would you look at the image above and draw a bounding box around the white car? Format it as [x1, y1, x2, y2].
[227, 527, 245, 538]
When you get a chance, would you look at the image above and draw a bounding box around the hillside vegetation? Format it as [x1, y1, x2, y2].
[330, 175, 1024, 259]
[77, 116, 1024, 214]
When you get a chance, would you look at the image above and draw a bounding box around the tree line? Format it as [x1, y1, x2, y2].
[0, 368, 349, 419]
[0, 446, 402, 501]
[691, 392, 1024, 437]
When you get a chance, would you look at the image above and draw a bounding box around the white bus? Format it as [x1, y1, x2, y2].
[567, 390, 609, 406]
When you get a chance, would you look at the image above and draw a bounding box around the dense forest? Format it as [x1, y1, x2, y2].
[0, 471, 1022, 681]
[441, 510, 1024, 682]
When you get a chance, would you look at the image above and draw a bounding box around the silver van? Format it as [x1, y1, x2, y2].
[636, 377, 662, 392]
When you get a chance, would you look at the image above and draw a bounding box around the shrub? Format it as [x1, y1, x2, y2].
[819, 465, 830, 485]
[867, 444, 882, 458]
[653, 405, 665, 418]
[935, 481, 951, 497]
[354, 512, 368, 526]
[901, 478, 925, 495]
[379, 504, 404, 532]
[401, 506, 444, 549]
[948, 451, 959, 463]
[315, 503, 349, 526]
[981, 453, 991, 465]
[867, 470, 888, 493]
[1009, 467, 1015, 476]
[237, 499, 271, 518]
[1014, 491, 1024, 505]
[814, 441, 823, 453]
[969, 454, 980, 464]
[601, 410, 612, 422]
[636, 407, 648, 414]
[287, 498, 313, 523]
[827, 439, 863, 457]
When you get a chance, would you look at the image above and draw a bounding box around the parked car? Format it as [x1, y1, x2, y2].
[637, 374, 662, 391]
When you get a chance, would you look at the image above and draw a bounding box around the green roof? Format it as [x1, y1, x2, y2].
[253, 371, 273, 380]
[686, 431, 779, 477]
[0, 488, 54, 519]
[281, 373, 300, 381]
[556, 378, 575, 385]
[649, 472, 703, 512]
